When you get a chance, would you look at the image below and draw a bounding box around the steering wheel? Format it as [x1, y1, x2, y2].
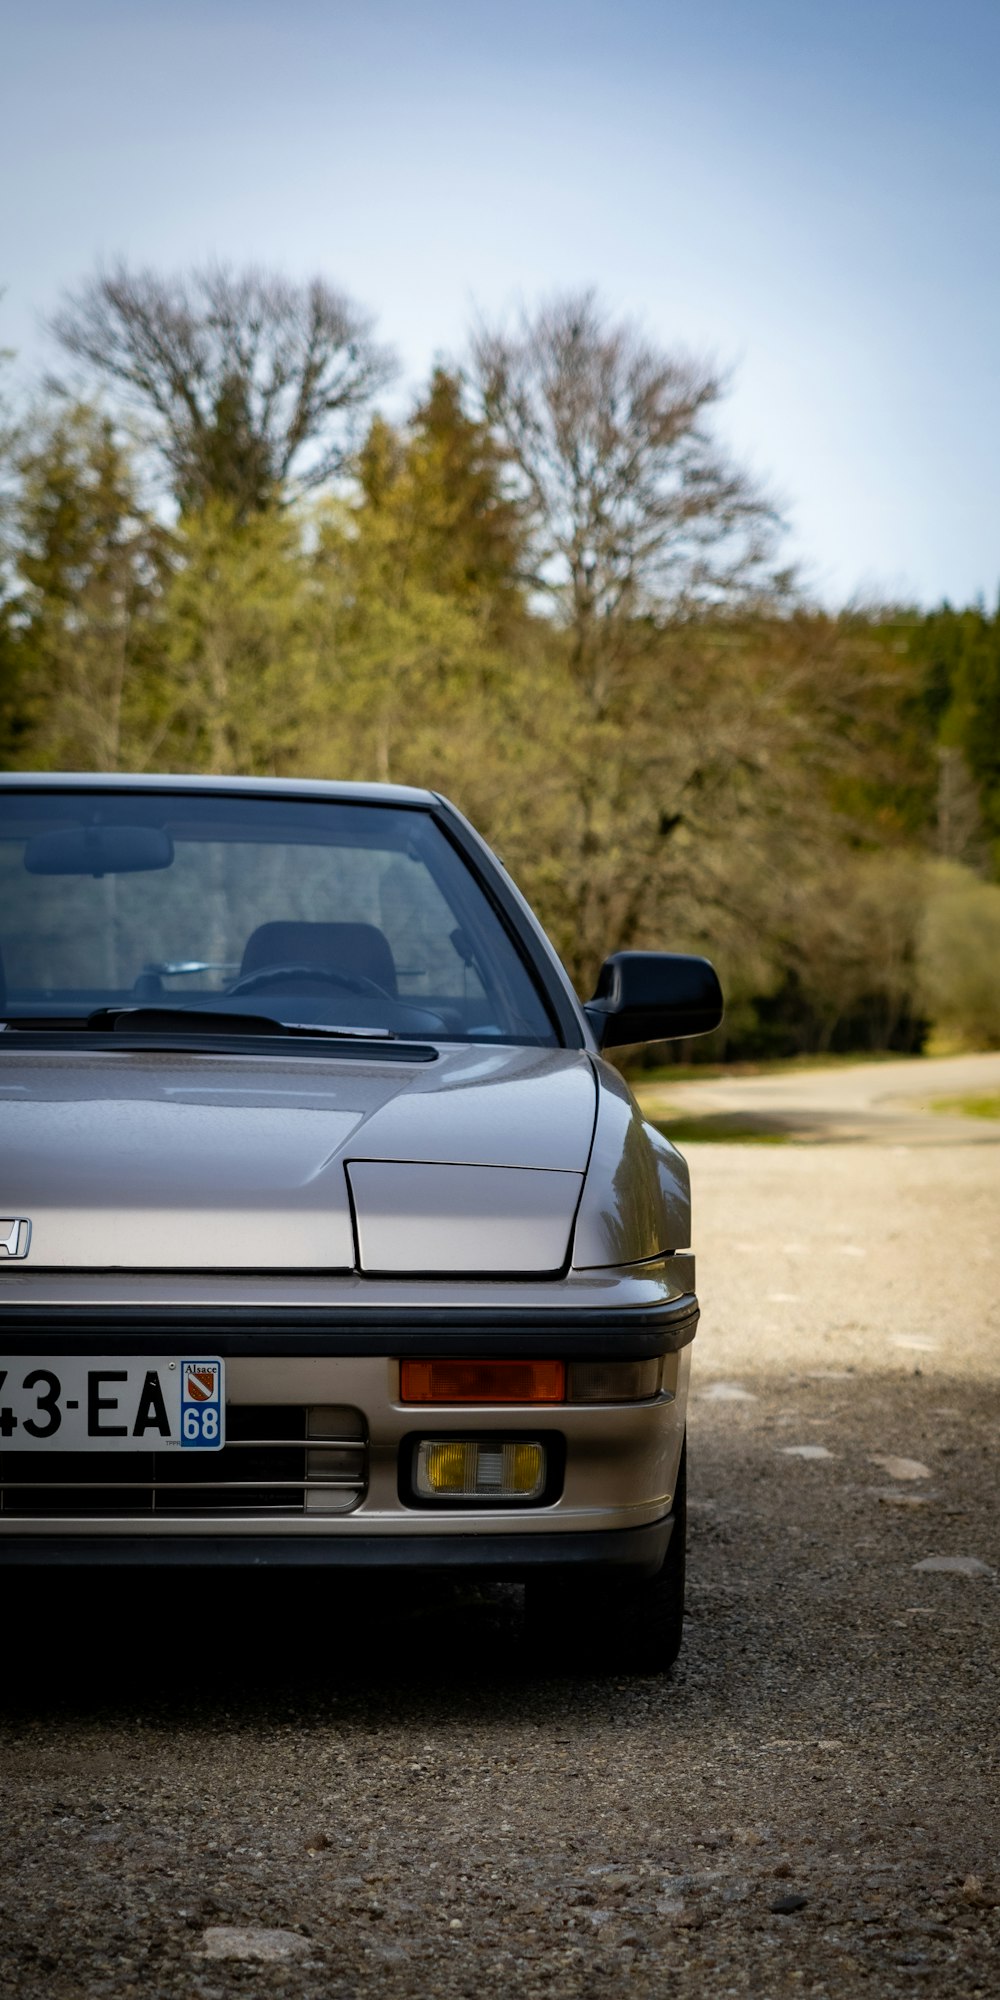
[227, 961, 394, 1002]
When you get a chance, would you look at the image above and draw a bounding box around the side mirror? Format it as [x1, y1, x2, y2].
[585, 951, 724, 1049]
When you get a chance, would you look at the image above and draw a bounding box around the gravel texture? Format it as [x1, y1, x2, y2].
[2, 1098, 998, 1999]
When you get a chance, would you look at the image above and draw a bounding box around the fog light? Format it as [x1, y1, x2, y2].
[415, 1438, 546, 1501]
[401, 1359, 565, 1404]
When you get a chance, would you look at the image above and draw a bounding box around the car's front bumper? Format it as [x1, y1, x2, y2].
[0, 1261, 693, 1561]
[0, 1515, 675, 1577]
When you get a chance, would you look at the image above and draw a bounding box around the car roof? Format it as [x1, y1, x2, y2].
[1, 773, 440, 807]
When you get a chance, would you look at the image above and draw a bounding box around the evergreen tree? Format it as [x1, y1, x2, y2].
[402, 369, 526, 628]
[310, 377, 530, 786]
[159, 500, 318, 775]
[7, 403, 169, 769]
[910, 605, 1000, 864]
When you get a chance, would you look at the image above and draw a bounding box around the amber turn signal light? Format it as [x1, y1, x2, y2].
[399, 1358, 566, 1404]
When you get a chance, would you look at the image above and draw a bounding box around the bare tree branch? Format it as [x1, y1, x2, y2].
[470, 289, 786, 666]
[50, 262, 397, 517]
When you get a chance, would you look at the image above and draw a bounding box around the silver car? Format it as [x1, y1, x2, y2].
[0, 775, 722, 1672]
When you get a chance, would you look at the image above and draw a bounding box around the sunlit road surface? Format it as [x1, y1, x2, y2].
[1, 1088, 998, 1999]
[639, 1049, 1000, 1144]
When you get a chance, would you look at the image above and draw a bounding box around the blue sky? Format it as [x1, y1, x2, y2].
[2, 0, 998, 607]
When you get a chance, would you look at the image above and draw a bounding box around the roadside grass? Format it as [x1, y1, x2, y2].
[625, 1049, 907, 1087]
[931, 1092, 1000, 1120]
[649, 1112, 791, 1145]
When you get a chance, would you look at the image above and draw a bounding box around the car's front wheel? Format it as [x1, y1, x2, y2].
[525, 1438, 687, 1676]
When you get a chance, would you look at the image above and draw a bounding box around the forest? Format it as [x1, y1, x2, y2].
[2, 263, 999, 1057]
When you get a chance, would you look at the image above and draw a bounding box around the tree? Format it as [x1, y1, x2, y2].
[0, 321, 28, 764]
[158, 500, 319, 775]
[0, 312, 19, 531]
[396, 369, 527, 629]
[50, 263, 395, 518]
[306, 376, 532, 787]
[311, 472, 494, 791]
[908, 604, 1000, 865]
[465, 293, 808, 987]
[470, 289, 786, 704]
[918, 861, 1000, 1048]
[6, 403, 170, 770]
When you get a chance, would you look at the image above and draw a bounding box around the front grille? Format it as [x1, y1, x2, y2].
[0, 1404, 367, 1518]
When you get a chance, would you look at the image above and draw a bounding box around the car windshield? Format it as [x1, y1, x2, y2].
[0, 790, 560, 1046]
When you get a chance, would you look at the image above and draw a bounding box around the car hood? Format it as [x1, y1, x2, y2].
[1, 1044, 596, 1272]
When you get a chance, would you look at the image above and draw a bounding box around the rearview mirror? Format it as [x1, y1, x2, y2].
[585, 950, 724, 1049]
[24, 824, 175, 877]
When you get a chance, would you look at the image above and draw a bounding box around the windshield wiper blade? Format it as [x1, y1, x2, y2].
[83, 1006, 396, 1040]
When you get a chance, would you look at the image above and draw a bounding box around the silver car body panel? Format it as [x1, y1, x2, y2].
[2, 1045, 597, 1272]
[348, 1161, 583, 1275]
[572, 1058, 691, 1267]
[0, 1258, 695, 1311]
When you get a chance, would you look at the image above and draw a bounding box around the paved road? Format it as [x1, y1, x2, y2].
[2, 1099, 998, 1999]
[639, 1050, 1000, 1144]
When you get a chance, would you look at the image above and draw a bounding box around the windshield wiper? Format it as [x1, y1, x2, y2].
[83, 1006, 396, 1040]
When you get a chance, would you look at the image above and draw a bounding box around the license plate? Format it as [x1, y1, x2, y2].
[0, 1357, 225, 1452]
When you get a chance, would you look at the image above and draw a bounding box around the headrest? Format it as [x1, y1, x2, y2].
[239, 921, 398, 996]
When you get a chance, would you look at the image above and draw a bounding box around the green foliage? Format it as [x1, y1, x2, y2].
[306, 376, 531, 792]
[908, 605, 1000, 861]
[917, 862, 1000, 1051]
[381, 370, 527, 628]
[649, 1115, 790, 1145]
[3, 403, 170, 770]
[931, 1093, 1000, 1120]
[156, 500, 320, 774]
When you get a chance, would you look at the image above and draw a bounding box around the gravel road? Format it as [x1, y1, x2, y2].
[639, 1049, 1000, 1146]
[2, 1059, 998, 2000]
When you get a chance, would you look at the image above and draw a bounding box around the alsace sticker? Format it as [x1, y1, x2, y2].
[180, 1359, 224, 1448]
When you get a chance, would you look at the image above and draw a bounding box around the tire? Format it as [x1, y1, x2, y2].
[525, 1437, 687, 1676]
